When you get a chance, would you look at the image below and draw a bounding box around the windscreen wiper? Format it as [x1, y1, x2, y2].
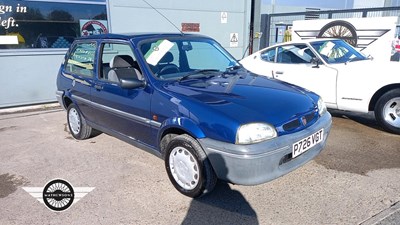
[345, 57, 365, 64]
[223, 65, 243, 74]
[179, 69, 220, 82]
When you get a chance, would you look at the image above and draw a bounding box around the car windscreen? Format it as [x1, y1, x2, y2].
[139, 38, 239, 80]
[310, 40, 368, 64]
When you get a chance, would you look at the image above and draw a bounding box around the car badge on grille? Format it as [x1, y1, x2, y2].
[301, 116, 307, 126]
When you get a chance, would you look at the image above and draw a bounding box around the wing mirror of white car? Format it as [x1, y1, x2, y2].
[310, 57, 321, 68]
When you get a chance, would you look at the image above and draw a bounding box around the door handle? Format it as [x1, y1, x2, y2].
[94, 84, 103, 90]
[273, 71, 284, 78]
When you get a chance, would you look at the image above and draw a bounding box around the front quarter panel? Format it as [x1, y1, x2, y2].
[335, 62, 400, 113]
[151, 87, 239, 146]
[158, 117, 206, 141]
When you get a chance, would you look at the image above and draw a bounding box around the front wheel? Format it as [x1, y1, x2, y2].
[165, 134, 217, 198]
[67, 104, 98, 140]
[374, 89, 400, 134]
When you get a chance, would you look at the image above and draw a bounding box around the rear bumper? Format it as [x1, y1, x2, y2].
[56, 90, 66, 111]
[198, 112, 332, 185]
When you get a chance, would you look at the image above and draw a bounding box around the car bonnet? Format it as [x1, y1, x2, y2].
[163, 72, 318, 133]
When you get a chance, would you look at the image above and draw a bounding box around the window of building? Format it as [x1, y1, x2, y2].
[0, 0, 107, 50]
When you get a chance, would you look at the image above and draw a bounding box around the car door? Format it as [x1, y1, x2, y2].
[90, 41, 153, 147]
[270, 44, 338, 106]
[63, 41, 97, 122]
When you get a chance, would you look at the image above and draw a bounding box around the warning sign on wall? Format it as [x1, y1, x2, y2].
[230, 33, 238, 47]
[221, 12, 228, 24]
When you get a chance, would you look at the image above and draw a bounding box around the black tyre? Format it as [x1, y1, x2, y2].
[317, 20, 358, 47]
[165, 134, 217, 198]
[374, 89, 400, 134]
[67, 104, 96, 140]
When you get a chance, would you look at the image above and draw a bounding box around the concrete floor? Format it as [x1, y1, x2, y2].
[0, 109, 399, 225]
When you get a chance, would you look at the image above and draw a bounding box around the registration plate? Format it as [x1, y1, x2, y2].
[292, 129, 324, 158]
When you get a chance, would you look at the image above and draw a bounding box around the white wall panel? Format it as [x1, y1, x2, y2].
[108, 0, 251, 59]
[0, 52, 64, 108]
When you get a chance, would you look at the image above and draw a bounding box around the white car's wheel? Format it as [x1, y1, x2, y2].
[67, 104, 97, 140]
[375, 89, 400, 134]
[165, 134, 217, 198]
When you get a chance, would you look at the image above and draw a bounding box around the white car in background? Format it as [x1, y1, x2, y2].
[240, 38, 400, 134]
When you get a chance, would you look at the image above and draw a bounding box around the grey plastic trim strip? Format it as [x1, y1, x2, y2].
[72, 94, 161, 128]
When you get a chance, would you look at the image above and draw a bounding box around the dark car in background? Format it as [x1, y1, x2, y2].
[56, 33, 332, 197]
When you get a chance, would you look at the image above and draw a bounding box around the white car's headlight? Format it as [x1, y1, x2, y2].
[318, 98, 327, 116]
[236, 123, 277, 144]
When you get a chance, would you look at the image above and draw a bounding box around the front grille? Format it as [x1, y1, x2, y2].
[282, 119, 301, 131]
[282, 111, 317, 132]
[279, 153, 293, 165]
[304, 112, 316, 123]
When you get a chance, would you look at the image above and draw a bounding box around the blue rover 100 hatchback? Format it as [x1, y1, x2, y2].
[56, 33, 332, 198]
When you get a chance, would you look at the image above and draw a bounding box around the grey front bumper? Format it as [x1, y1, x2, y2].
[198, 112, 332, 186]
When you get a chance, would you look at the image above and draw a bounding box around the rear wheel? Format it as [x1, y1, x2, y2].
[374, 89, 400, 134]
[165, 134, 217, 198]
[67, 104, 97, 140]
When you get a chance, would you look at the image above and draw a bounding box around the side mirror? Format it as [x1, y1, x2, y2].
[120, 78, 145, 89]
[310, 57, 321, 68]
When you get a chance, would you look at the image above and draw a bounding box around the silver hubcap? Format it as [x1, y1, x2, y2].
[169, 147, 200, 190]
[68, 108, 81, 135]
[383, 97, 400, 128]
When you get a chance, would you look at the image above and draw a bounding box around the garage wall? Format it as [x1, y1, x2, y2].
[0, 0, 256, 108]
[0, 51, 65, 108]
[108, 0, 252, 59]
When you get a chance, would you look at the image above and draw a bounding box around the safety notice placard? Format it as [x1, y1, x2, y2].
[221, 12, 228, 24]
[230, 33, 239, 47]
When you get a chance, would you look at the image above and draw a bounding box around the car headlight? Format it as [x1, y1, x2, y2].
[236, 123, 277, 144]
[318, 98, 327, 116]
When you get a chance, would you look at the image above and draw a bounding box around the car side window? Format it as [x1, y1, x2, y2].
[260, 48, 276, 62]
[65, 42, 96, 77]
[99, 43, 142, 83]
[276, 44, 316, 64]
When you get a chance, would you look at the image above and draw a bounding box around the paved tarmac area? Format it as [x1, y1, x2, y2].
[0, 109, 399, 225]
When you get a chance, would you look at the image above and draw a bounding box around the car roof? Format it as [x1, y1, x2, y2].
[76, 32, 210, 41]
[268, 38, 342, 47]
